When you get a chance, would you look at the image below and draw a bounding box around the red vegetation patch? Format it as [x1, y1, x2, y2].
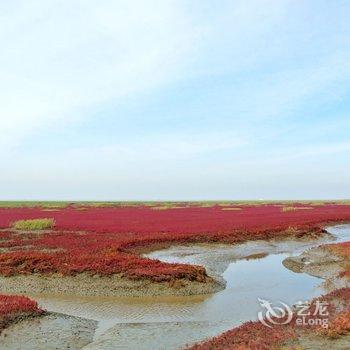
[0, 294, 44, 332]
[187, 320, 296, 350]
[315, 288, 350, 338]
[323, 241, 350, 279]
[0, 203, 349, 281]
[1, 203, 350, 236]
[320, 310, 350, 338]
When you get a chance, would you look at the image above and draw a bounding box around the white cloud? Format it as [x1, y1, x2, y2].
[0, 0, 203, 149]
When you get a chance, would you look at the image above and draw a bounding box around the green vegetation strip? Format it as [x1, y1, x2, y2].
[11, 218, 55, 231]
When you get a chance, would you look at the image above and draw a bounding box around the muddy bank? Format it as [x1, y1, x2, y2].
[0, 230, 338, 300]
[283, 245, 350, 290]
[0, 312, 97, 350]
[82, 320, 233, 350]
[0, 273, 223, 297]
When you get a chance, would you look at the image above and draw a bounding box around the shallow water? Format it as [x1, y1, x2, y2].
[32, 224, 350, 350]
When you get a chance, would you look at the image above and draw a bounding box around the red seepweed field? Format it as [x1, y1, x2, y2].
[0, 202, 350, 347]
[0, 202, 350, 282]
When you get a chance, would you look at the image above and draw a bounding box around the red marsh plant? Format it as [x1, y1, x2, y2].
[0, 203, 349, 281]
[0, 294, 44, 332]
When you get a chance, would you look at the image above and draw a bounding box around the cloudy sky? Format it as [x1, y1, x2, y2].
[1, 0, 350, 200]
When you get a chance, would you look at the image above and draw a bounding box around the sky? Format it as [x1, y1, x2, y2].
[1, 0, 350, 200]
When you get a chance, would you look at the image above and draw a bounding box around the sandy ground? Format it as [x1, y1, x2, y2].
[82, 321, 233, 350]
[295, 333, 350, 350]
[0, 312, 97, 350]
[0, 273, 223, 297]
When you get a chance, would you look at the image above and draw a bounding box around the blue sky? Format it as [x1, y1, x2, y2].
[1, 0, 350, 200]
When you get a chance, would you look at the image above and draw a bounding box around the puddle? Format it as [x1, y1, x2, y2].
[30, 224, 350, 350]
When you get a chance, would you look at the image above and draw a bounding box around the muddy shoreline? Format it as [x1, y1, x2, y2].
[283, 245, 350, 290]
[0, 272, 223, 297]
[0, 222, 345, 299]
[0, 312, 97, 350]
[0, 230, 331, 299]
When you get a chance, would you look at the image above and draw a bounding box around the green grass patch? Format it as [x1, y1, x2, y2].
[221, 207, 242, 211]
[11, 218, 55, 230]
[282, 206, 314, 212]
[0, 201, 70, 208]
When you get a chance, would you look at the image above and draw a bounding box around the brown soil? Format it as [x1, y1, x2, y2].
[0, 312, 97, 350]
[0, 272, 223, 297]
